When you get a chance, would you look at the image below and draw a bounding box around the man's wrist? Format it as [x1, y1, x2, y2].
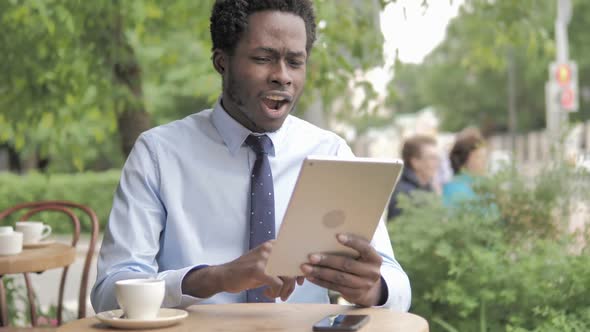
[181, 264, 225, 298]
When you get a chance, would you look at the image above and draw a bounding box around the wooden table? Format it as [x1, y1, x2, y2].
[58, 303, 429, 332]
[0, 243, 76, 275]
[0, 243, 76, 326]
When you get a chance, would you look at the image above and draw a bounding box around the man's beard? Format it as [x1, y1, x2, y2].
[223, 74, 267, 132]
[225, 73, 245, 108]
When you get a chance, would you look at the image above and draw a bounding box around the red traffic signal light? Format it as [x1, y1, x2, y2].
[555, 64, 572, 86]
[548, 61, 579, 112]
[560, 87, 575, 109]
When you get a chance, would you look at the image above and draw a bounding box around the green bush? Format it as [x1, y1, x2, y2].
[390, 164, 590, 331]
[0, 170, 120, 233]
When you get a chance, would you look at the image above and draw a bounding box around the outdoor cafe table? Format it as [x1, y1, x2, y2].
[58, 303, 430, 332]
[0, 243, 76, 326]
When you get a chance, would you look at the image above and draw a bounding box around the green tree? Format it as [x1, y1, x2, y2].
[387, 0, 590, 134]
[0, 1, 115, 170]
[568, 0, 590, 123]
[386, 57, 429, 114]
[0, 0, 215, 170]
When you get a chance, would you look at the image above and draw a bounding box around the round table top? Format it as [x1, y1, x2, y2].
[58, 303, 429, 332]
[0, 243, 76, 275]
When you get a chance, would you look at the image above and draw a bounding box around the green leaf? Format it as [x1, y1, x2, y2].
[40, 113, 54, 129]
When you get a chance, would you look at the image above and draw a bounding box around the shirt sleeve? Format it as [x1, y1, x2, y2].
[90, 133, 209, 313]
[370, 217, 412, 311]
[335, 137, 412, 311]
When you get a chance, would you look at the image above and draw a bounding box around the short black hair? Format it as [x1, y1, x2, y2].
[210, 0, 317, 55]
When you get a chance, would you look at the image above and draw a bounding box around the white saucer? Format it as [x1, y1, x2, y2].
[96, 308, 188, 329]
[23, 240, 56, 249]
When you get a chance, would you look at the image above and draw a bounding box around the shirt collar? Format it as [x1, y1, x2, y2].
[211, 98, 290, 157]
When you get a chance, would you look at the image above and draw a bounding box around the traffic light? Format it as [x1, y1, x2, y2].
[555, 63, 572, 85]
[549, 62, 579, 112]
[560, 86, 576, 110]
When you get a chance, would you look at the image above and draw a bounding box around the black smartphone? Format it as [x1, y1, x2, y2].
[312, 314, 370, 331]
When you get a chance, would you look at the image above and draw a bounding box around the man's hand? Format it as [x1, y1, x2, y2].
[300, 234, 384, 307]
[182, 240, 303, 301]
[221, 240, 304, 301]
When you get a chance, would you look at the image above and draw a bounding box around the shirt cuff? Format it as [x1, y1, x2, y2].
[376, 267, 412, 311]
[164, 264, 210, 308]
[375, 276, 389, 306]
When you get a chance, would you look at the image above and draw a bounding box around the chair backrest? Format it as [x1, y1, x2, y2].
[0, 201, 99, 327]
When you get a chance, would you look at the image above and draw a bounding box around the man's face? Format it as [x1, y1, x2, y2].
[216, 11, 308, 133]
[411, 144, 440, 184]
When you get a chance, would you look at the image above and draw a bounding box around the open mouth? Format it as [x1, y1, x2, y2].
[262, 95, 289, 111]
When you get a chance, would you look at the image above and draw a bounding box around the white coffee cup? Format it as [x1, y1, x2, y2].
[15, 221, 52, 244]
[0, 229, 23, 255]
[115, 279, 165, 320]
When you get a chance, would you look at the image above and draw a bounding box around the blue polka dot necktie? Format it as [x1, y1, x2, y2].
[245, 134, 276, 303]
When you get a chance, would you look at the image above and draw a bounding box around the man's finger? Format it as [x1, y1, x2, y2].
[337, 233, 382, 263]
[296, 276, 305, 285]
[255, 241, 274, 257]
[278, 277, 296, 301]
[263, 276, 284, 298]
[263, 286, 274, 300]
[308, 254, 366, 276]
[300, 264, 372, 289]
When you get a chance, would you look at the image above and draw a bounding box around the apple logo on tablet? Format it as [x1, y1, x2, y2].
[323, 210, 346, 228]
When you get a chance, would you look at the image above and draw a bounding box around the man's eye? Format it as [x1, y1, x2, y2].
[253, 57, 270, 63]
[288, 60, 304, 68]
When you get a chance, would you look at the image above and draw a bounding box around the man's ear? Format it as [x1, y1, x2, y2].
[212, 49, 227, 75]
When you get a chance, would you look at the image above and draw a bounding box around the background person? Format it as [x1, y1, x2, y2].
[443, 128, 488, 207]
[387, 134, 440, 220]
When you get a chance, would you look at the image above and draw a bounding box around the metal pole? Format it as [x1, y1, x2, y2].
[507, 47, 517, 155]
[554, 0, 572, 137]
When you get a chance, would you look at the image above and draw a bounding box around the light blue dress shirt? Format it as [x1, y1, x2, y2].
[91, 102, 411, 312]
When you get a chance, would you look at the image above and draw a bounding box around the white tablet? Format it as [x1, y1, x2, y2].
[265, 155, 403, 276]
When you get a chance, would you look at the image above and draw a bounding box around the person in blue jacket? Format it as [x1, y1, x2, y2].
[443, 128, 488, 207]
[387, 135, 440, 220]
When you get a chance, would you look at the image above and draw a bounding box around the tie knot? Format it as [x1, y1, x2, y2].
[245, 135, 274, 155]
